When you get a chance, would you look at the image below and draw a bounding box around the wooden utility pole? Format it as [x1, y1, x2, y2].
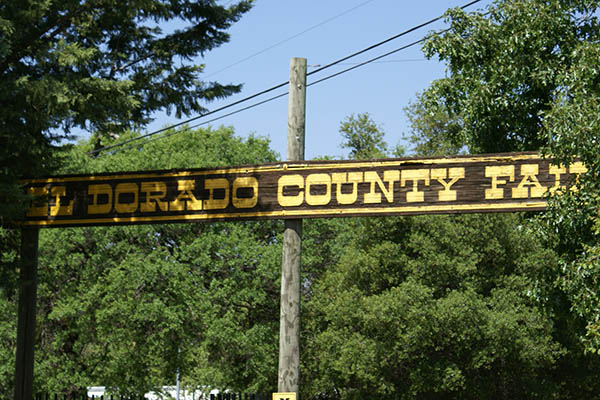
[278, 57, 306, 395]
[14, 227, 39, 400]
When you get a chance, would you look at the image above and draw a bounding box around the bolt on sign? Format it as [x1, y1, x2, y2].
[21, 152, 586, 228]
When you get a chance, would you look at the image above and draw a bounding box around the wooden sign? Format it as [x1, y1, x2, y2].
[21, 152, 585, 228]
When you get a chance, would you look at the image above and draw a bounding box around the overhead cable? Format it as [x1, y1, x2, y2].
[87, 80, 289, 155]
[306, 0, 481, 78]
[109, 91, 289, 154]
[308, 36, 437, 88]
[89, 0, 482, 156]
[204, 0, 380, 79]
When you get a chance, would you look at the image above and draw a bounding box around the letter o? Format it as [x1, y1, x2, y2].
[114, 183, 139, 213]
[233, 177, 259, 209]
[305, 173, 331, 206]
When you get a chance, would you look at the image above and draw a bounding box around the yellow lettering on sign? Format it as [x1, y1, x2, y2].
[140, 182, 168, 212]
[305, 173, 331, 206]
[204, 178, 230, 210]
[232, 177, 258, 209]
[49, 186, 73, 216]
[512, 164, 546, 198]
[26, 186, 49, 217]
[548, 165, 567, 194]
[114, 183, 139, 213]
[431, 168, 464, 201]
[364, 170, 399, 204]
[88, 184, 113, 214]
[170, 180, 202, 211]
[277, 175, 304, 207]
[331, 172, 362, 205]
[570, 161, 587, 174]
[485, 166, 514, 200]
[569, 162, 588, 192]
[401, 169, 430, 203]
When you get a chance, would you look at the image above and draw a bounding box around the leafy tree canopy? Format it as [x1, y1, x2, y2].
[303, 110, 600, 399]
[305, 213, 569, 400]
[339, 113, 388, 160]
[3, 108, 600, 399]
[0, 126, 282, 398]
[418, 0, 600, 352]
[420, 0, 600, 154]
[333, 58, 600, 398]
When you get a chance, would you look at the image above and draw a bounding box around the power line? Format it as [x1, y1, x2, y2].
[204, 0, 380, 79]
[131, 43, 432, 152]
[87, 80, 289, 155]
[109, 91, 289, 153]
[89, 0, 482, 156]
[309, 59, 427, 68]
[99, 38, 438, 155]
[150, 40, 439, 142]
[305, 0, 480, 78]
[307, 36, 438, 88]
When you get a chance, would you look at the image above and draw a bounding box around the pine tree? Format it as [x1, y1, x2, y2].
[0, 0, 252, 222]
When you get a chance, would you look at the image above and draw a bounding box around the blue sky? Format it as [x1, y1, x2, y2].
[147, 0, 494, 160]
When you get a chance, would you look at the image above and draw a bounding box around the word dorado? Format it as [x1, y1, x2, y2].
[23, 156, 587, 226]
[26, 176, 260, 217]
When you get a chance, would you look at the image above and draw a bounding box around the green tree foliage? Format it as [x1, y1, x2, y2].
[417, 0, 600, 351]
[300, 114, 600, 399]
[0, 0, 252, 222]
[0, 279, 17, 397]
[339, 113, 388, 160]
[0, 121, 357, 398]
[404, 94, 464, 156]
[419, 0, 600, 154]
[0, 126, 283, 397]
[542, 39, 600, 351]
[3, 98, 598, 399]
[305, 214, 568, 399]
[1, 6, 255, 387]
[0, 228, 20, 396]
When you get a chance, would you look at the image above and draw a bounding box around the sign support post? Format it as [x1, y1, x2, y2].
[278, 57, 306, 396]
[14, 227, 39, 400]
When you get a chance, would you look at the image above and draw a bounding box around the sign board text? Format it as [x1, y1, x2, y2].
[22, 153, 585, 227]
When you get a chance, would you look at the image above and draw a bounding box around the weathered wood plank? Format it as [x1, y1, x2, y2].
[20, 152, 585, 227]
